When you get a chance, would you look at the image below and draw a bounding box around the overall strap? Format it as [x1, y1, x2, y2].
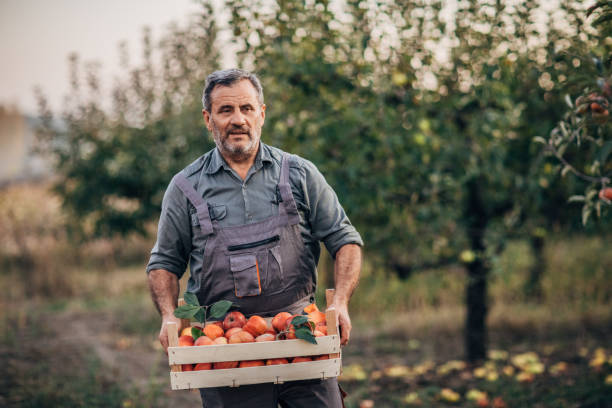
[173, 173, 214, 236]
[278, 153, 300, 225]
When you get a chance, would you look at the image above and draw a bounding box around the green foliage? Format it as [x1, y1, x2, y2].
[226, 0, 593, 277]
[35, 2, 220, 237]
[541, 2, 612, 224]
[173, 296, 235, 325]
[288, 315, 317, 344]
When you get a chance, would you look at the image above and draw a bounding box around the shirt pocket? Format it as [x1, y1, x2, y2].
[229, 254, 262, 297]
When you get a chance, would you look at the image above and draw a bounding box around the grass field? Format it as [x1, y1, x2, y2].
[0, 183, 611, 407]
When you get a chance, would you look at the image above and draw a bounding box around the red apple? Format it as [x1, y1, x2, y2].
[243, 315, 268, 337]
[228, 330, 255, 344]
[214, 361, 239, 369]
[272, 312, 292, 332]
[178, 335, 194, 347]
[224, 327, 242, 339]
[194, 336, 214, 346]
[223, 311, 247, 331]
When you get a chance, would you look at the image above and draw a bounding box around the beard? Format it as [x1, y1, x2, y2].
[210, 120, 260, 162]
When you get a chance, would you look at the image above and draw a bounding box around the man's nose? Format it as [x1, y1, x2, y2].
[230, 110, 247, 126]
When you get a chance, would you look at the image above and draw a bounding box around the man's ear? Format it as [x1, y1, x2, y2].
[202, 109, 212, 131]
[260, 104, 266, 123]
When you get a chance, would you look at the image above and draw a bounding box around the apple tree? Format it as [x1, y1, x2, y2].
[539, 2, 612, 224]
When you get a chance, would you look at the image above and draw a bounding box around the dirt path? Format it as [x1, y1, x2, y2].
[6, 308, 203, 407]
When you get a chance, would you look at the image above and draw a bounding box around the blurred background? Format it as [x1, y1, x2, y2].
[1, 0, 611, 407]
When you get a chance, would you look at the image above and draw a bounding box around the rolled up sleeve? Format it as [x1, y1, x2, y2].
[298, 159, 363, 258]
[146, 176, 192, 278]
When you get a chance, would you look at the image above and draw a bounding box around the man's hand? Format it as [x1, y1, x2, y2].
[330, 244, 361, 346]
[159, 314, 182, 353]
[327, 302, 352, 346]
[148, 269, 180, 353]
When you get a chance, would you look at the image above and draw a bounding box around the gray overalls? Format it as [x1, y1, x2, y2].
[173, 152, 343, 408]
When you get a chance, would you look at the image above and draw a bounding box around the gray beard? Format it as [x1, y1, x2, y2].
[211, 122, 259, 163]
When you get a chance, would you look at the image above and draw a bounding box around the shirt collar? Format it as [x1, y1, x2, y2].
[204, 142, 274, 174]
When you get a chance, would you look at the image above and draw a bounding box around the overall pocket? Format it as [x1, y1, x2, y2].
[229, 254, 261, 297]
[227, 235, 284, 296]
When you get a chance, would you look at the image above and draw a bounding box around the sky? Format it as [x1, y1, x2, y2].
[0, 0, 206, 115]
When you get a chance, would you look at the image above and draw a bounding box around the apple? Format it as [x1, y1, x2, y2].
[243, 315, 267, 337]
[214, 336, 228, 345]
[228, 330, 255, 344]
[178, 335, 194, 347]
[239, 360, 265, 368]
[255, 333, 276, 342]
[194, 336, 214, 346]
[266, 358, 289, 365]
[214, 361, 239, 369]
[194, 362, 212, 370]
[224, 327, 242, 339]
[272, 312, 292, 332]
[223, 311, 247, 331]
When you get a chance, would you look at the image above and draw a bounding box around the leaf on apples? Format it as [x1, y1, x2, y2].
[174, 304, 200, 319]
[194, 308, 206, 324]
[290, 315, 308, 326]
[183, 292, 199, 306]
[191, 326, 203, 340]
[209, 300, 234, 319]
[295, 327, 317, 344]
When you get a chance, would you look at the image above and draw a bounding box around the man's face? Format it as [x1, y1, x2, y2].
[203, 79, 266, 161]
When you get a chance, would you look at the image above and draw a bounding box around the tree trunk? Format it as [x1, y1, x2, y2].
[524, 232, 545, 302]
[464, 177, 489, 363]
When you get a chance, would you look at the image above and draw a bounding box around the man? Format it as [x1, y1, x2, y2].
[147, 68, 363, 407]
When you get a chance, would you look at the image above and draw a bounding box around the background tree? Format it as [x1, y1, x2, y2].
[36, 2, 220, 237]
[227, 0, 592, 361]
[540, 1, 612, 225]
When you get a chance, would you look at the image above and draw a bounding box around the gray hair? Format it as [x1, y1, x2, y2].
[202, 69, 264, 112]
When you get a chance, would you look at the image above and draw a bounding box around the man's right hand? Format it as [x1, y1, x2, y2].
[159, 314, 182, 353]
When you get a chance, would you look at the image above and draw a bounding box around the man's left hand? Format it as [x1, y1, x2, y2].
[327, 302, 352, 346]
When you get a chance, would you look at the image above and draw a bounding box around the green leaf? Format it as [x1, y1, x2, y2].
[174, 304, 200, 319]
[290, 315, 308, 327]
[598, 140, 612, 163]
[183, 292, 200, 306]
[295, 327, 317, 344]
[209, 300, 234, 319]
[191, 326, 203, 340]
[194, 308, 207, 324]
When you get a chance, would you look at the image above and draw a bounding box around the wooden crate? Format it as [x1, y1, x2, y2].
[166, 289, 342, 390]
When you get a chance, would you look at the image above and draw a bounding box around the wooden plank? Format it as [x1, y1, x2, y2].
[325, 289, 341, 360]
[168, 335, 340, 365]
[167, 322, 181, 373]
[170, 358, 342, 390]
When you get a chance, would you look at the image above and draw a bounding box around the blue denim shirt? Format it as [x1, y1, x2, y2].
[146, 143, 363, 279]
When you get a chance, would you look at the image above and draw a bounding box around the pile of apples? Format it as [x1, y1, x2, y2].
[177, 304, 329, 371]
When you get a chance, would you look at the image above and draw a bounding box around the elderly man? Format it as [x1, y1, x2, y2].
[147, 68, 362, 407]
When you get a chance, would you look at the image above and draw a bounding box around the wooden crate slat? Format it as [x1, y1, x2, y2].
[168, 335, 340, 365]
[170, 358, 341, 390]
